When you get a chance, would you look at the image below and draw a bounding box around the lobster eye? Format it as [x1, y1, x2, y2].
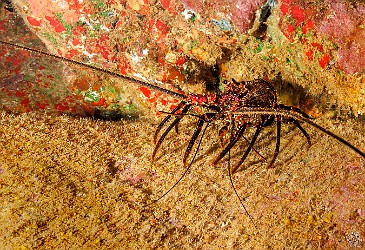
[223, 80, 228, 85]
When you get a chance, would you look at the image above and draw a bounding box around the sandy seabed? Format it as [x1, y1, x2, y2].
[0, 110, 364, 249]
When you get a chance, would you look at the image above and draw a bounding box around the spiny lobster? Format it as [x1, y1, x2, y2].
[1, 40, 365, 222]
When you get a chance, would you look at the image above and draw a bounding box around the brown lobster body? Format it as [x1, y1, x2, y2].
[153, 78, 312, 174]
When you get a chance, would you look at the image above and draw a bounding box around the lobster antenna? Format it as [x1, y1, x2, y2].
[226, 117, 256, 226]
[228, 149, 257, 228]
[234, 108, 365, 159]
[0, 40, 187, 100]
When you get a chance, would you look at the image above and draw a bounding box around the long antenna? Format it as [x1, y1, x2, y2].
[0, 40, 188, 100]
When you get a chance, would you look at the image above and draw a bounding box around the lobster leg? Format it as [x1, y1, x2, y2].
[293, 120, 311, 146]
[152, 104, 191, 160]
[212, 124, 247, 165]
[154, 101, 186, 143]
[183, 118, 205, 166]
[266, 116, 281, 169]
[230, 126, 262, 174]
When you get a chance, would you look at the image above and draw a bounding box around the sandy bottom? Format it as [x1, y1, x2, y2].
[0, 110, 364, 249]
